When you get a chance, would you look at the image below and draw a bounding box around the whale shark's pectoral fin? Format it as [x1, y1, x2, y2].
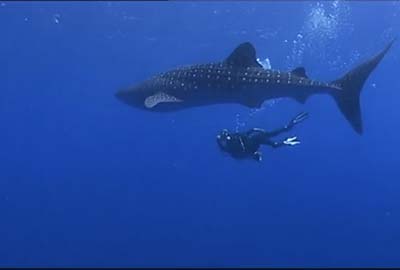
[291, 67, 308, 78]
[144, 92, 183, 108]
[225, 42, 263, 68]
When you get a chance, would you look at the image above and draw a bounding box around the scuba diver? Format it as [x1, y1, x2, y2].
[216, 112, 308, 162]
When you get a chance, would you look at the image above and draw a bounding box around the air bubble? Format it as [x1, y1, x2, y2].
[53, 14, 61, 24]
[256, 58, 271, 69]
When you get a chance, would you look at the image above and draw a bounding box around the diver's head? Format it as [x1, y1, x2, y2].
[216, 129, 233, 152]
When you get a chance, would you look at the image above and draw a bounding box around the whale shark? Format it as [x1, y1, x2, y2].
[115, 40, 395, 134]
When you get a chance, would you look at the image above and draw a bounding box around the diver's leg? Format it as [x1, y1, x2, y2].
[263, 139, 286, 148]
[265, 112, 308, 137]
[264, 137, 301, 148]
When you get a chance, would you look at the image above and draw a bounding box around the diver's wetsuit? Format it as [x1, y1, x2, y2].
[217, 112, 308, 161]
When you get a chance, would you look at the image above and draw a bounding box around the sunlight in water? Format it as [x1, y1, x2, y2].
[306, 1, 341, 40]
[236, 0, 353, 131]
[286, 0, 353, 71]
[256, 57, 272, 70]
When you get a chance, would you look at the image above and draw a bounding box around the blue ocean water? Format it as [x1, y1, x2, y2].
[1, 1, 400, 267]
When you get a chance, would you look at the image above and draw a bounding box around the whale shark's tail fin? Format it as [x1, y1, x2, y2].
[330, 39, 395, 134]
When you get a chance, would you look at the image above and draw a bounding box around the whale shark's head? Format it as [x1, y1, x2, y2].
[115, 78, 155, 110]
[115, 74, 186, 111]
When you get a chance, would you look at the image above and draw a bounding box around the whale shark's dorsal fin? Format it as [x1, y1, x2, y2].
[225, 42, 263, 68]
[291, 67, 308, 78]
[144, 92, 182, 108]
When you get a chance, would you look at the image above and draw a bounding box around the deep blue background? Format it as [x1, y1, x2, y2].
[1, 1, 400, 267]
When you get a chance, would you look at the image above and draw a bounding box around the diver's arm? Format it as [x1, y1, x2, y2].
[246, 128, 268, 144]
[264, 127, 289, 138]
[263, 139, 286, 148]
[265, 112, 308, 137]
[264, 136, 301, 148]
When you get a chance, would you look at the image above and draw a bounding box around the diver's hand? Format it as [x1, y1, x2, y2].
[286, 112, 308, 129]
[283, 136, 300, 146]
